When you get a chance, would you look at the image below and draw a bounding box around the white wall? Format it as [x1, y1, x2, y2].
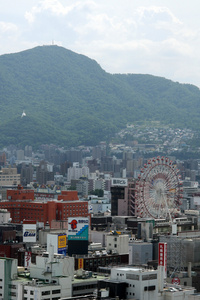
[30, 253, 74, 280]
[0, 210, 10, 223]
[111, 267, 158, 300]
[106, 234, 129, 254]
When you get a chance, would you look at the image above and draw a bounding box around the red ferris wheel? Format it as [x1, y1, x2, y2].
[135, 156, 183, 219]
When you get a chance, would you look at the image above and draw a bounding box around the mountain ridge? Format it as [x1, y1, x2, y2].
[0, 45, 200, 148]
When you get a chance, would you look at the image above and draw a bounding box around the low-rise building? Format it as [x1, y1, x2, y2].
[106, 233, 129, 255]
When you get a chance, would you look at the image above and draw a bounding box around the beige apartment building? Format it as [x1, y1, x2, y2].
[0, 167, 20, 186]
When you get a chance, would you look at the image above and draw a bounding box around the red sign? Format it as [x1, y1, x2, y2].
[164, 243, 167, 277]
[158, 243, 165, 266]
[172, 277, 180, 285]
[78, 258, 84, 269]
[24, 251, 31, 268]
[158, 242, 167, 278]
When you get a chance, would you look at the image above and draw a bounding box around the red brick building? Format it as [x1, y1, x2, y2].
[7, 185, 34, 201]
[57, 190, 79, 201]
[0, 189, 89, 227]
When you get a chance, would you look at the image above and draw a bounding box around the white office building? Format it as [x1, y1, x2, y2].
[108, 266, 196, 300]
[0, 246, 73, 300]
[106, 233, 129, 255]
[111, 266, 158, 300]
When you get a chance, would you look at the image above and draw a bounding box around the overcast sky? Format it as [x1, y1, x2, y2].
[1, 0, 200, 87]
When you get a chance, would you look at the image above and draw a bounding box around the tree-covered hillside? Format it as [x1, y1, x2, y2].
[0, 45, 200, 148]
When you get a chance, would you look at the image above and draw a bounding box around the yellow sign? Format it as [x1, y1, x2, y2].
[58, 235, 66, 248]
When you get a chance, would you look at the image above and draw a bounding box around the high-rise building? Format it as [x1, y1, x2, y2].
[111, 180, 135, 216]
[24, 145, 32, 157]
[111, 185, 125, 216]
[0, 167, 20, 186]
[20, 163, 33, 185]
[0, 152, 6, 167]
[67, 165, 89, 182]
[60, 160, 72, 176]
[16, 149, 25, 160]
[66, 149, 82, 164]
[36, 160, 54, 184]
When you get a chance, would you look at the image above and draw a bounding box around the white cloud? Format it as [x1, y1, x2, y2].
[0, 21, 18, 33]
[136, 6, 182, 25]
[24, 0, 97, 23]
[25, 11, 36, 24]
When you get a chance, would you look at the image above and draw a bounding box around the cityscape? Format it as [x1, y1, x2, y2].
[1, 127, 200, 299]
[1, 1, 200, 299]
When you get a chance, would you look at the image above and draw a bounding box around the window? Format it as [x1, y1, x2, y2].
[148, 286, 155, 291]
[42, 291, 50, 295]
[52, 289, 61, 294]
[9, 284, 16, 289]
[126, 274, 139, 280]
[144, 286, 156, 291]
[142, 274, 157, 280]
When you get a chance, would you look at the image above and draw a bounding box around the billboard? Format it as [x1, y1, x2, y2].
[68, 240, 88, 256]
[158, 242, 167, 278]
[68, 217, 89, 241]
[58, 234, 67, 255]
[111, 178, 128, 187]
[23, 224, 36, 243]
[58, 234, 66, 248]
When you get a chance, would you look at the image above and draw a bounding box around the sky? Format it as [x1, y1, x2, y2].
[1, 0, 200, 87]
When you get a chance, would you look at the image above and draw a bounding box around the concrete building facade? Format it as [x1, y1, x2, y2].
[106, 233, 129, 255]
[0, 167, 20, 186]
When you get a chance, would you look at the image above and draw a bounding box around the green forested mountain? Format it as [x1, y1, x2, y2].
[0, 45, 200, 148]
